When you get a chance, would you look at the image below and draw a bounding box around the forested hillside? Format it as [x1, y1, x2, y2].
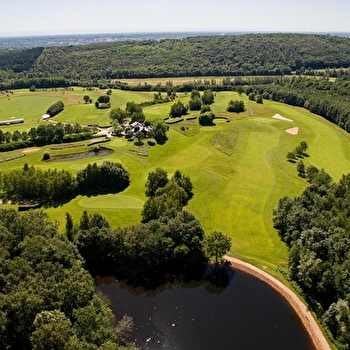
[1, 34, 350, 86]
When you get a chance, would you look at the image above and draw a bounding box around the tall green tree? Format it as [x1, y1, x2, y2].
[201, 89, 214, 105]
[204, 231, 232, 263]
[109, 107, 127, 124]
[169, 100, 187, 118]
[145, 167, 169, 198]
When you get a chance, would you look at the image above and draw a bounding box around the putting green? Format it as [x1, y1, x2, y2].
[78, 194, 144, 209]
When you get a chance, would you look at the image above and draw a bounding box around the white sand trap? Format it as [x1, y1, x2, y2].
[272, 113, 293, 122]
[285, 127, 299, 135]
[22, 147, 40, 153]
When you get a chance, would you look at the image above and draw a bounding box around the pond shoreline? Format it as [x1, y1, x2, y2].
[225, 255, 331, 350]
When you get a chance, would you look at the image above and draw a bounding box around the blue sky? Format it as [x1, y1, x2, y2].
[1, 0, 350, 36]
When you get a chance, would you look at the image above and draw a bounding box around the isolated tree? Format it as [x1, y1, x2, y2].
[286, 151, 296, 162]
[204, 231, 232, 263]
[198, 112, 215, 126]
[190, 90, 200, 99]
[188, 97, 202, 111]
[201, 89, 214, 105]
[83, 95, 90, 104]
[125, 101, 145, 122]
[297, 160, 306, 177]
[130, 111, 145, 123]
[125, 101, 142, 116]
[227, 99, 245, 113]
[97, 95, 110, 104]
[151, 119, 169, 145]
[255, 94, 263, 104]
[200, 104, 211, 113]
[300, 141, 308, 153]
[109, 107, 127, 124]
[169, 100, 187, 118]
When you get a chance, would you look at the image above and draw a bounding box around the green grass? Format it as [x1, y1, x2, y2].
[1, 89, 350, 278]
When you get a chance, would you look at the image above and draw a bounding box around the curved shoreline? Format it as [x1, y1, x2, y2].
[224, 256, 331, 350]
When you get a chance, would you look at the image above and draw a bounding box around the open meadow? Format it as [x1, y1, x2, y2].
[1, 87, 350, 277]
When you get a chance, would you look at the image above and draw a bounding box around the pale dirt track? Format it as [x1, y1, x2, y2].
[224, 256, 331, 350]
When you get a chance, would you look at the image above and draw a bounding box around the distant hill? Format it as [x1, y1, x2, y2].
[1, 33, 350, 82]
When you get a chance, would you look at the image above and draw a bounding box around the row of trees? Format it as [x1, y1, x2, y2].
[286, 141, 308, 162]
[273, 168, 350, 348]
[169, 89, 215, 118]
[46, 101, 64, 117]
[109, 101, 145, 124]
[0, 161, 130, 202]
[0, 122, 94, 152]
[0, 209, 136, 349]
[95, 94, 111, 109]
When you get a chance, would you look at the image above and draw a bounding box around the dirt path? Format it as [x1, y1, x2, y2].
[224, 256, 331, 350]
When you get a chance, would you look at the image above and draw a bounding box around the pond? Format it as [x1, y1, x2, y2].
[47, 150, 113, 162]
[96, 268, 315, 350]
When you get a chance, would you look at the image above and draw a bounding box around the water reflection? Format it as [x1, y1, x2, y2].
[96, 268, 315, 350]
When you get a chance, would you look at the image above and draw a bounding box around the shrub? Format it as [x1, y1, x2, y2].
[42, 151, 50, 160]
[199, 112, 215, 126]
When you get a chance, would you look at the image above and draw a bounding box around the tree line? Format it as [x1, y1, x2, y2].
[273, 168, 350, 348]
[0, 161, 130, 203]
[0, 122, 94, 152]
[1, 34, 350, 87]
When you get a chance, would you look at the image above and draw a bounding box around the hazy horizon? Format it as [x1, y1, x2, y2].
[2, 29, 350, 39]
[1, 0, 350, 37]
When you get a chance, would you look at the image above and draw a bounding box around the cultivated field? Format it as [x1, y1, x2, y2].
[1, 87, 350, 277]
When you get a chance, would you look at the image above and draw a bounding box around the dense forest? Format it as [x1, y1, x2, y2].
[0, 209, 137, 350]
[1, 34, 350, 88]
[0, 167, 231, 349]
[273, 168, 350, 348]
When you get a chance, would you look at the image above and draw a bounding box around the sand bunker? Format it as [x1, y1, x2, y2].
[272, 113, 293, 122]
[22, 147, 40, 153]
[285, 127, 299, 135]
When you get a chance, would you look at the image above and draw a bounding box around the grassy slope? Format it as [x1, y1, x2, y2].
[1, 88, 350, 278]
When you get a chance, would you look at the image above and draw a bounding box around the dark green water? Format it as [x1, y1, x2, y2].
[96, 268, 315, 350]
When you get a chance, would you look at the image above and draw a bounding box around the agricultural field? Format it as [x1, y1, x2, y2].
[1, 87, 350, 277]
